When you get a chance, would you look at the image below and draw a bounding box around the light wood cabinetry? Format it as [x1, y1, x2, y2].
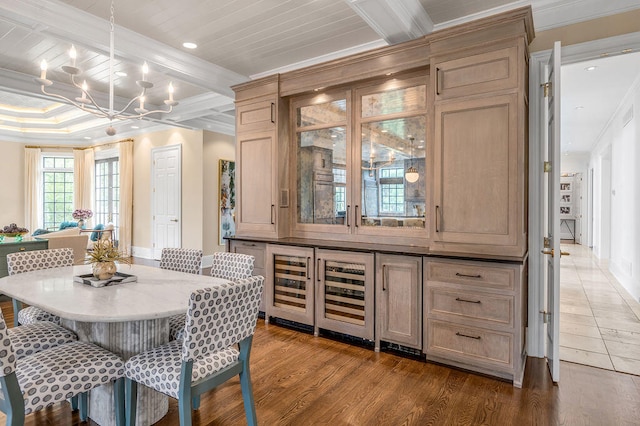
[431, 38, 528, 257]
[315, 249, 374, 340]
[229, 240, 267, 312]
[265, 244, 315, 326]
[232, 7, 534, 386]
[424, 258, 526, 387]
[375, 254, 422, 351]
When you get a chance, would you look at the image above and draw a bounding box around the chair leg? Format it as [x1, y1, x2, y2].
[125, 378, 137, 426]
[113, 378, 125, 426]
[71, 395, 78, 411]
[239, 366, 258, 426]
[0, 375, 25, 426]
[11, 299, 23, 326]
[192, 395, 201, 410]
[78, 392, 88, 421]
[178, 361, 193, 426]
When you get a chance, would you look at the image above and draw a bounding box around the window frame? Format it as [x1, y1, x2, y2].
[41, 154, 74, 230]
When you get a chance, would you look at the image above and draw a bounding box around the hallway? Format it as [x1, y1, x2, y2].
[559, 243, 640, 375]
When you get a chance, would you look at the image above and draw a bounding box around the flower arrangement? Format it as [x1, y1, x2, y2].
[72, 209, 93, 220]
[86, 239, 132, 265]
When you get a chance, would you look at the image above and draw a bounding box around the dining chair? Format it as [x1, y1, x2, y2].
[210, 252, 255, 281]
[159, 248, 204, 341]
[0, 310, 126, 426]
[8, 320, 77, 360]
[6, 247, 74, 327]
[124, 276, 265, 426]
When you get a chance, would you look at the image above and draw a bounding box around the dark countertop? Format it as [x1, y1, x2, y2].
[227, 236, 528, 264]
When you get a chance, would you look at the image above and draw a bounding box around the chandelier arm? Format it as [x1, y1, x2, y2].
[79, 88, 118, 119]
[40, 85, 111, 117]
[111, 95, 144, 117]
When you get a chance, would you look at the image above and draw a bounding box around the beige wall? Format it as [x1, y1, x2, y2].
[531, 9, 640, 52]
[203, 131, 236, 255]
[0, 141, 25, 229]
[132, 128, 205, 254]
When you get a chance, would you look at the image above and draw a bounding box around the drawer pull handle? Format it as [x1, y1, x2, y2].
[455, 272, 482, 279]
[19, 247, 26, 251]
[456, 332, 481, 340]
[455, 297, 481, 304]
[242, 243, 257, 247]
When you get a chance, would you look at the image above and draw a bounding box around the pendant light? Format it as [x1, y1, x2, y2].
[405, 137, 419, 183]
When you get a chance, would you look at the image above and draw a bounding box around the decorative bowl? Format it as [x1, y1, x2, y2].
[0, 231, 28, 237]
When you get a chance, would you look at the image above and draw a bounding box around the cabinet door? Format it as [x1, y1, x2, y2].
[315, 249, 374, 340]
[434, 46, 518, 100]
[376, 254, 422, 350]
[433, 93, 519, 248]
[236, 132, 277, 237]
[236, 99, 275, 133]
[230, 240, 266, 312]
[266, 245, 314, 326]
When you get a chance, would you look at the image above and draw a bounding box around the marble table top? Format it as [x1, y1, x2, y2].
[0, 264, 229, 322]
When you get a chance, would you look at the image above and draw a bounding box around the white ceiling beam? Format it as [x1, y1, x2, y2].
[0, 0, 249, 97]
[345, 0, 434, 44]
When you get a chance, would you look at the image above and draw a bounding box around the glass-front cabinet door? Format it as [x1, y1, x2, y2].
[293, 92, 350, 235]
[291, 72, 428, 242]
[355, 76, 428, 236]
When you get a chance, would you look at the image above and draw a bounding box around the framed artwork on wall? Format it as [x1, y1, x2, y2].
[219, 159, 236, 245]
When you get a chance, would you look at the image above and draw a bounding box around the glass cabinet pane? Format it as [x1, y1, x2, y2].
[360, 115, 426, 229]
[273, 255, 309, 312]
[361, 85, 426, 118]
[322, 260, 366, 325]
[296, 95, 347, 226]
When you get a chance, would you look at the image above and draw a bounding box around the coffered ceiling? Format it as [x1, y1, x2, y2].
[1, 0, 639, 150]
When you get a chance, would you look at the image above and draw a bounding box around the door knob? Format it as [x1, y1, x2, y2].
[541, 249, 570, 257]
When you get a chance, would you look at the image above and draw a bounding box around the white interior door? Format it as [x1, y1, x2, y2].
[544, 41, 562, 383]
[152, 145, 182, 259]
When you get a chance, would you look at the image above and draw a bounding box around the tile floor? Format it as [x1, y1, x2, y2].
[560, 243, 640, 375]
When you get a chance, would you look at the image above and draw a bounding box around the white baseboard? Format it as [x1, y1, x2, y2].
[131, 246, 154, 260]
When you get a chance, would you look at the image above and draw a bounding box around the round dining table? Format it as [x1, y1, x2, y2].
[0, 263, 228, 426]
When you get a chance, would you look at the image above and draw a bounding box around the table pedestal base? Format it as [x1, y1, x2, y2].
[62, 318, 170, 426]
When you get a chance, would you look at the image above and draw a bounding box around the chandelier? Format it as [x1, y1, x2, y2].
[362, 135, 396, 177]
[34, 1, 178, 136]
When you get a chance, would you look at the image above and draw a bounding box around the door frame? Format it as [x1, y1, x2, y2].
[528, 31, 640, 357]
[151, 144, 182, 259]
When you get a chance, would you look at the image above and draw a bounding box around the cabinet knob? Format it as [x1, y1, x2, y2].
[19, 247, 26, 251]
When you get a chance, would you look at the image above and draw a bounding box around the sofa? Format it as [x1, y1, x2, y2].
[34, 223, 114, 264]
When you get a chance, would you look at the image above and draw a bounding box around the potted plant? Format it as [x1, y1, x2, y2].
[86, 239, 131, 280]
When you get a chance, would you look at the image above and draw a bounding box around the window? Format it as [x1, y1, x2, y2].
[42, 156, 74, 230]
[333, 168, 346, 214]
[379, 167, 404, 214]
[95, 157, 120, 242]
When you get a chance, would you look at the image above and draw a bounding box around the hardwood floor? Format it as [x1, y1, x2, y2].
[1, 301, 639, 425]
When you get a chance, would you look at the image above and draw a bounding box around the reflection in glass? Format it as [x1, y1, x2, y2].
[360, 116, 426, 229]
[361, 85, 426, 118]
[298, 100, 347, 127]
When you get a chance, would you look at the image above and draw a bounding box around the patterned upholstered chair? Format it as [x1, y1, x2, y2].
[159, 248, 203, 274]
[6, 248, 74, 327]
[159, 248, 204, 341]
[0, 310, 126, 426]
[210, 252, 255, 281]
[8, 320, 77, 360]
[124, 276, 265, 426]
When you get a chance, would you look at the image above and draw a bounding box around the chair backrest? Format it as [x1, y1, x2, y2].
[0, 309, 17, 377]
[210, 252, 255, 280]
[159, 248, 203, 274]
[181, 275, 264, 362]
[6, 248, 74, 275]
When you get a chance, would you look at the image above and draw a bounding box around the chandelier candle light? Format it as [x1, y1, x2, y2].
[34, 1, 178, 136]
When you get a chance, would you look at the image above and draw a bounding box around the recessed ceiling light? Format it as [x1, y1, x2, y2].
[585, 66, 597, 71]
[131, 125, 139, 129]
[115, 71, 127, 77]
[183, 42, 197, 49]
[381, 130, 388, 133]
[84, 136, 91, 140]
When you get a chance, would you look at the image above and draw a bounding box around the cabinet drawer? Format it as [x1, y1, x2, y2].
[428, 287, 513, 327]
[426, 260, 515, 291]
[427, 319, 512, 367]
[230, 241, 266, 269]
[435, 46, 517, 100]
